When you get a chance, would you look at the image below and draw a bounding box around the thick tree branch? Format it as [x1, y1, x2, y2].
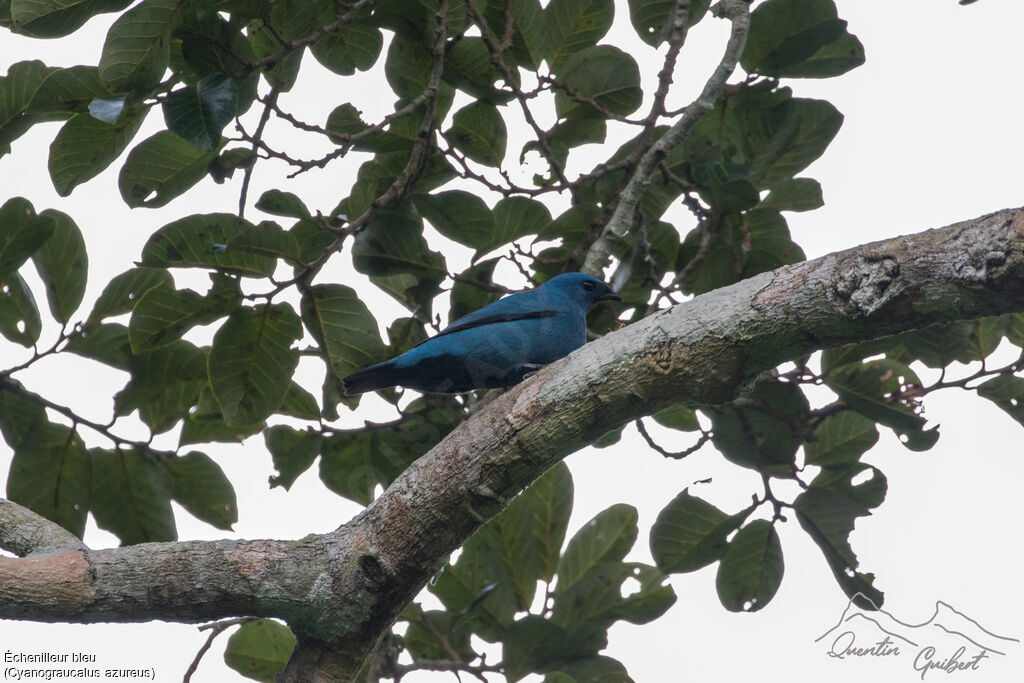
[0, 498, 84, 556]
[2, 208, 1024, 680]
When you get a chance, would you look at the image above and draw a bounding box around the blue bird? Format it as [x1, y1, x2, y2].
[343, 272, 622, 394]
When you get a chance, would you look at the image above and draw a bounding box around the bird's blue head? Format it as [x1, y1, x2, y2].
[540, 272, 623, 310]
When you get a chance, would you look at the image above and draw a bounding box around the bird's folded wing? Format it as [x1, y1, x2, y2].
[421, 309, 561, 344]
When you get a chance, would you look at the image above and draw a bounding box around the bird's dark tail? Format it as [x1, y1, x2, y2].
[342, 360, 399, 394]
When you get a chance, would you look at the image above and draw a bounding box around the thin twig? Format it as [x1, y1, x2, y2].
[183, 617, 259, 683]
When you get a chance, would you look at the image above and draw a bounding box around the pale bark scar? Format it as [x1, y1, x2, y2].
[508, 380, 545, 431]
[0, 549, 95, 609]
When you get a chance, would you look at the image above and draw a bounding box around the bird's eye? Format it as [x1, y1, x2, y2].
[582, 280, 596, 291]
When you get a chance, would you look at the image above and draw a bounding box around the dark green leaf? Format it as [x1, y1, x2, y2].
[715, 520, 784, 612]
[556, 503, 637, 595]
[98, 0, 184, 92]
[650, 489, 750, 573]
[310, 11, 382, 75]
[301, 283, 388, 406]
[503, 616, 567, 682]
[140, 213, 277, 276]
[404, 609, 474, 662]
[0, 196, 51, 279]
[128, 280, 239, 352]
[803, 410, 878, 466]
[162, 72, 238, 152]
[710, 379, 809, 475]
[759, 177, 824, 212]
[119, 130, 218, 207]
[773, 32, 865, 79]
[208, 303, 302, 426]
[87, 266, 173, 322]
[223, 619, 296, 683]
[651, 404, 699, 431]
[48, 107, 147, 196]
[278, 381, 320, 420]
[165, 451, 237, 529]
[793, 464, 886, 609]
[443, 38, 513, 104]
[899, 321, 974, 369]
[977, 374, 1024, 427]
[741, 0, 848, 77]
[90, 447, 176, 544]
[544, 0, 614, 70]
[65, 322, 133, 370]
[0, 61, 64, 151]
[0, 272, 41, 346]
[254, 189, 310, 219]
[7, 422, 89, 538]
[553, 46, 642, 119]
[0, 380, 48, 449]
[10, 0, 131, 38]
[30, 209, 88, 324]
[414, 190, 494, 251]
[266, 425, 320, 490]
[352, 207, 446, 279]
[825, 358, 929, 436]
[627, 0, 710, 46]
[449, 101, 508, 167]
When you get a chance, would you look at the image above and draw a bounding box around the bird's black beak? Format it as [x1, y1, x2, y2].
[598, 291, 623, 302]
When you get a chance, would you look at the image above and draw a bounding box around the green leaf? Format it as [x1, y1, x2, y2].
[255, 189, 310, 219]
[278, 381, 320, 420]
[793, 464, 886, 609]
[443, 38, 513, 104]
[351, 207, 446, 279]
[384, 33, 433, 100]
[140, 213, 277, 276]
[0, 197, 50, 279]
[90, 447, 176, 544]
[503, 616, 567, 682]
[114, 337, 207, 420]
[650, 489, 749, 573]
[310, 13, 382, 76]
[0, 61, 64, 151]
[651, 404, 699, 431]
[118, 130, 218, 208]
[627, 0, 710, 46]
[715, 520, 784, 612]
[10, 0, 131, 38]
[301, 283, 388, 403]
[556, 656, 632, 683]
[825, 358, 929, 436]
[404, 609, 474, 662]
[556, 503, 638, 596]
[759, 177, 824, 212]
[245, 18, 304, 92]
[129, 280, 239, 353]
[87, 266, 172, 322]
[266, 425, 320, 490]
[65, 322, 133, 370]
[773, 32, 865, 79]
[223, 619, 296, 683]
[226, 220, 303, 263]
[741, 0, 849, 77]
[30, 66, 117, 116]
[977, 374, 1024, 427]
[803, 410, 878, 467]
[208, 303, 302, 426]
[483, 197, 553, 258]
[448, 101, 508, 167]
[0, 272, 41, 346]
[48, 107, 147, 196]
[30, 209, 88, 324]
[162, 72, 237, 152]
[414, 190, 493, 251]
[0, 379, 48, 449]
[553, 46, 642, 119]
[544, 0, 614, 70]
[899, 321, 974, 368]
[164, 451, 237, 529]
[7, 422, 90, 538]
[710, 379, 809, 475]
[484, 462, 574, 609]
[98, 0, 184, 92]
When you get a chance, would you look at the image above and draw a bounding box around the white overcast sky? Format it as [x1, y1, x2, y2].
[2, 1, 1024, 682]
